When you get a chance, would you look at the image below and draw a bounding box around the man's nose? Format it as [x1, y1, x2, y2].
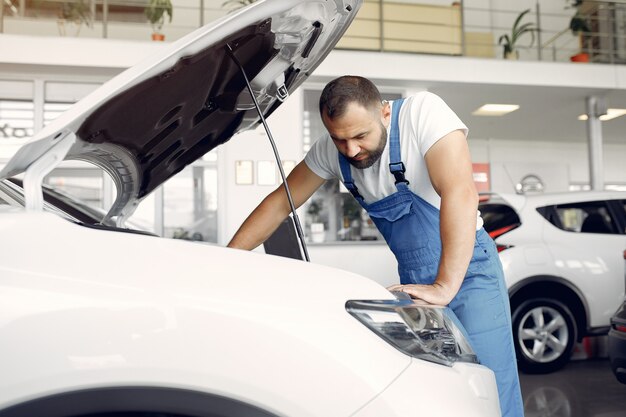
[345, 140, 360, 158]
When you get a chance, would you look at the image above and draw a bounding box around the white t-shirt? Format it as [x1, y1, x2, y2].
[305, 92, 483, 230]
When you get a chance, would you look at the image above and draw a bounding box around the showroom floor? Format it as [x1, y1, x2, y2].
[520, 359, 626, 417]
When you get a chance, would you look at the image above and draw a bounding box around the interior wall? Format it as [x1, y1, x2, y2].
[220, 89, 304, 247]
[468, 139, 626, 193]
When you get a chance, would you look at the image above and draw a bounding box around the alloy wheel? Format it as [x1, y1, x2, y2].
[518, 305, 569, 363]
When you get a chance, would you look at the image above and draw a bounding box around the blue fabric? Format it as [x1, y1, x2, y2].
[388, 98, 404, 167]
[338, 153, 365, 203]
[338, 99, 524, 417]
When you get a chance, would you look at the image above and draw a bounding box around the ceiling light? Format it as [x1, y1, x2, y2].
[578, 108, 626, 121]
[472, 104, 520, 116]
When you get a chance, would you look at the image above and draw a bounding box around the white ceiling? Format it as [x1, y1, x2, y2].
[312, 51, 626, 147]
[303, 78, 626, 145]
[418, 82, 626, 145]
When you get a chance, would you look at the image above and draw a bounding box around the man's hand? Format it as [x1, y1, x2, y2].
[387, 283, 455, 306]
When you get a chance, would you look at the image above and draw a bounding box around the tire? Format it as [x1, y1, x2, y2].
[512, 298, 577, 374]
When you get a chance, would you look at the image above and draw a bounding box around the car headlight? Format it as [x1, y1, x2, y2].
[346, 298, 478, 366]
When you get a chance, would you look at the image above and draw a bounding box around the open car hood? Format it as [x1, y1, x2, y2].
[0, 0, 361, 221]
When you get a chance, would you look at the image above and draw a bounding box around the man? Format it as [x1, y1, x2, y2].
[228, 76, 523, 416]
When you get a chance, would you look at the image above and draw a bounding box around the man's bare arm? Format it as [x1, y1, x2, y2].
[227, 161, 325, 251]
[389, 129, 478, 304]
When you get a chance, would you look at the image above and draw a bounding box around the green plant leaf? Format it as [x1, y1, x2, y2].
[145, 0, 173, 28]
[59, 0, 92, 27]
[500, 8, 536, 53]
[512, 9, 530, 31]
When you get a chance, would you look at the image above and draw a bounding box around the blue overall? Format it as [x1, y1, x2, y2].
[338, 99, 524, 417]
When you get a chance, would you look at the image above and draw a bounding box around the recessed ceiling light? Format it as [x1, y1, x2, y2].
[578, 108, 626, 121]
[472, 104, 520, 116]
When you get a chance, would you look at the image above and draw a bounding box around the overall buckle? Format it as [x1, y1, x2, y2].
[389, 162, 409, 185]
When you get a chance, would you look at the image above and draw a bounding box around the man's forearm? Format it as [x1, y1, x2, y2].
[387, 187, 477, 305]
[227, 190, 290, 250]
[435, 184, 479, 303]
[227, 161, 326, 251]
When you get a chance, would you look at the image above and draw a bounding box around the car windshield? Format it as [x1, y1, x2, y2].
[44, 184, 118, 227]
[6, 178, 116, 227]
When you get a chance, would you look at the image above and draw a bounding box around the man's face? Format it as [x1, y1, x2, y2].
[322, 101, 391, 169]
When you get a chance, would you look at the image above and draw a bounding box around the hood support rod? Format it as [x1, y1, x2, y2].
[226, 44, 310, 262]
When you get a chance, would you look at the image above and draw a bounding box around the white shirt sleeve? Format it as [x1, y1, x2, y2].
[410, 92, 468, 156]
[304, 134, 338, 180]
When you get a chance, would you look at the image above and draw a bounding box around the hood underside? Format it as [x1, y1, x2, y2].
[0, 0, 361, 220]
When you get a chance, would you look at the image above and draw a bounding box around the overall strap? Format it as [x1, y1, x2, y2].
[338, 153, 365, 203]
[388, 98, 409, 186]
[338, 98, 408, 204]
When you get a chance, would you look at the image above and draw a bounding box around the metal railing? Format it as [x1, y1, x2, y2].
[0, 0, 225, 42]
[1, 0, 626, 65]
[540, 1, 626, 64]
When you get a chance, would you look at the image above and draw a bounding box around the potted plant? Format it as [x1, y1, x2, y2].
[306, 200, 325, 243]
[566, 0, 591, 62]
[221, 0, 256, 13]
[57, 0, 92, 37]
[498, 9, 537, 60]
[145, 0, 173, 41]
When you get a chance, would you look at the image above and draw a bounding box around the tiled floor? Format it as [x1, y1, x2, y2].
[520, 359, 626, 417]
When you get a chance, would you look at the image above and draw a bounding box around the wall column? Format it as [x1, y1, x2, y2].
[585, 96, 606, 190]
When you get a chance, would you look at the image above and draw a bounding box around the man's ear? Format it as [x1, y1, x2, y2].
[381, 100, 391, 127]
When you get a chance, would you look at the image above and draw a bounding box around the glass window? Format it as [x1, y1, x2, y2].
[0, 100, 35, 142]
[45, 162, 107, 209]
[302, 89, 401, 243]
[44, 102, 73, 127]
[129, 193, 156, 233]
[606, 184, 626, 192]
[548, 201, 619, 234]
[40, 83, 107, 209]
[479, 202, 521, 234]
[45, 82, 100, 104]
[163, 164, 218, 243]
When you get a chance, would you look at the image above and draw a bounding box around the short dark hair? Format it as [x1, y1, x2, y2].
[319, 75, 382, 120]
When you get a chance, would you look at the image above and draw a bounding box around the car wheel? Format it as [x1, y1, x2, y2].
[512, 298, 577, 374]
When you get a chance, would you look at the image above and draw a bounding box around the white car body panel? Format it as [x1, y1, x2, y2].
[353, 362, 500, 416]
[0, 209, 499, 416]
[544, 223, 625, 327]
[496, 192, 626, 330]
[0, 0, 501, 414]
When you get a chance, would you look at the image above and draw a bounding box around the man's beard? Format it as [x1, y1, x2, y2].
[348, 124, 387, 169]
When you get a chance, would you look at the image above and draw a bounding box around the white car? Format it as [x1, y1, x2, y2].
[480, 191, 626, 373]
[0, 1, 500, 416]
